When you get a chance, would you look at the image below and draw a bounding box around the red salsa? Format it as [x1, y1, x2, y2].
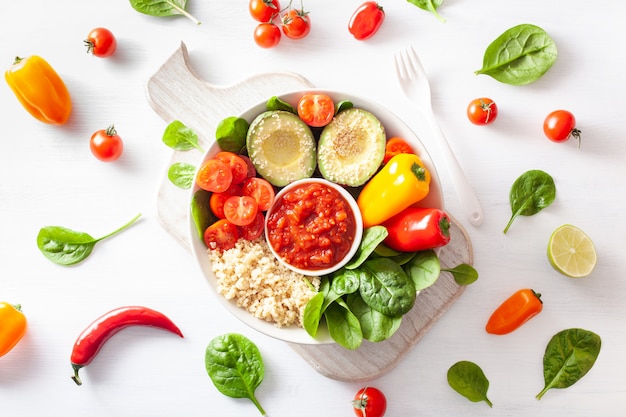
[266, 181, 357, 271]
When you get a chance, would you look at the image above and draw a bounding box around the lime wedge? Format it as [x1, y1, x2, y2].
[547, 224, 597, 278]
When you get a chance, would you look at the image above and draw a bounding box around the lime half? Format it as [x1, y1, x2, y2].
[547, 224, 597, 278]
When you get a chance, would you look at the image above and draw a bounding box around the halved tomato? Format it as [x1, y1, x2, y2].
[214, 151, 249, 185]
[383, 137, 414, 164]
[197, 159, 232, 193]
[242, 177, 275, 211]
[224, 195, 259, 226]
[239, 212, 265, 241]
[203, 219, 239, 251]
[297, 93, 335, 127]
[239, 154, 257, 178]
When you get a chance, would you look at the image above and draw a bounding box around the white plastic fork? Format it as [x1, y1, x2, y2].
[394, 46, 484, 227]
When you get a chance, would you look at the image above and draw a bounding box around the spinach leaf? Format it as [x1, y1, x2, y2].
[359, 258, 416, 317]
[406, 0, 445, 22]
[302, 292, 325, 338]
[403, 250, 440, 290]
[443, 263, 479, 286]
[162, 120, 204, 152]
[129, 0, 201, 25]
[504, 169, 556, 234]
[345, 226, 388, 269]
[191, 189, 217, 242]
[334, 100, 353, 115]
[37, 213, 141, 266]
[447, 360, 493, 407]
[205, 333, 265, 415]
[330, 269, 360, 296]
[266, 96, 296, 113]
[475, 24, 557, 85]
[536, 328, 601, 400]
[324, 299, 363, 350]
[168, 162, 195, 189]
[346, 294, 402, 343]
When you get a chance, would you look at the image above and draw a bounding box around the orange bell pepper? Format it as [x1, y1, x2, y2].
[0, 302, 27, 357]
[357, 152, 431, 228]
[5, 55, 72, 125]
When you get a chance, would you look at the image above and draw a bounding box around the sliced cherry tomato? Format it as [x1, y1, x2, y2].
[209, 183, 242, 219]
[214, 151, 248, 185]
[349, 2, 385, 41]
[249, 0, 281, 22]
[543, 109, 581, 147]
[84, 27, 117, 58]
[241, 177, 275, 211]
[197, 159, 233, 193]
[239, 155, 257, 178]
[254, 22, 282, 48]
[203, 219, 239, 251]
[383, 137, 414, 164]
[239, 212, 265, 241]
[297, 93, 335, 127]
[467, 97, 498, 125]
[353, 386, 387, 417]
[89, 125, 123, 162]
[223, 195, 259, 226]
[282, 9, 311, 40]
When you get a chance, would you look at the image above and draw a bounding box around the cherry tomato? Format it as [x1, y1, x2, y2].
[84, 27, 117, 58]
[467, 97, 498, 125]
[297, 93, 335, 127]
[203, 219, 239, 251]
[89, 125, 123, 162]
[239, 155, 257, 178]
[209, 183, 242, 219]
[239, 212, 265, 241]
[349, 2, 385, 41]
[383, 137, 414, 164]
[242, 177, 275, 211]
[224, 195, 259, 226]
[197, 159, 233, 193]
[282, 9, 311, 40]
[249, 0, 281, 22]
[254, 22, 282, 48]
[543, 109, 582, 147]
[353, 387, 387, 417]
[214, 151, 249, 185]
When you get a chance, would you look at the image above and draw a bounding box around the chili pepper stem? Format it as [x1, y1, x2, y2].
[71, 363, 84, 386]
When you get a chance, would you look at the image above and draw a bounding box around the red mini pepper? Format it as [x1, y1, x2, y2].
[70, 306, 184, 385]
[382, 207, 451, 252]
[486, 289, 543, 335]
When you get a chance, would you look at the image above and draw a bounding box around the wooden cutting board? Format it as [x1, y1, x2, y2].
[146, 42, 473, 382]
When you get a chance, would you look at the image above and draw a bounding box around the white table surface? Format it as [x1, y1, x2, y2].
[1, 1, 625, 416]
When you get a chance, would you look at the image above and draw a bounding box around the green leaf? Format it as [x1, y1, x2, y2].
[205, 333, 265, 415]
[475, 24, 557, 85]
[447, 360, 493, 407]
[359, 258, 416, 317]
[334, 100, 353, 115]
[129, 0, 201, 25]
[403, 250, 441, 290]
[346, 294, 402, 342]
[36, 214, 141, 266]
[302, 291, 325, 338]
[504, 169, 556, 234]
[324, 300, 363, 350]
[345, 226, 388, 270]
[168, 162, 196, 189]
[190, 189, 217, 242]
[266, 96, 296, 113]
[536, 328, 601, 400]
[215, 116, 249, 153]
[443, 263, 479, 285]
[162, 120, 204, 152]
[406, 0, 445, 22]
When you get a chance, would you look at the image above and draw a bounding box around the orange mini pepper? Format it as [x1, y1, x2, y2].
[5, 55, 72, 125]
[357, 152, 431, 228]
[486, 289, 543, 335]
[0, 302, 27, 357]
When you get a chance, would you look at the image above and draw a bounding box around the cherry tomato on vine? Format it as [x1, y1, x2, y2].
[203, 219, 239, 251]
[297, 93, 335, 127]
[249, 0, 281, 22]
[282, 9, 311, 40]
[224, 195, 259, 226]
[467, 97, 498, 125]
[84, 27, 117, 58]
[383, 137, 414, 164]
[349, 2, 385, 41]
[254, 22, 282, 48]
[89, 125, 123, 162]
[353, 386, 387, 417]
[543, 109, 581, 147]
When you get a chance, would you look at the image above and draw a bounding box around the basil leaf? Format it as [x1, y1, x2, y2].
[205, 333, 265, 415]
[36, 214, 141, 266]
[475, 24, 557, 85]
[359, 258, 416, 317]
[345, 226, 388, 269]
[403, 250, 441, 290]
[504, 169, 556, 234]
[406, 0, 445, 22]
[443, 263, 479, 286]
[346, 294, 402, 343]
[129, 0, 201, 25]
[447, 361, 493, 407]
[324, 299, 363, 350]
[162, 120, 204, 152]
[536, 328, 601, 400]
[190, 189, 217, 242]
[168, 162, 195, 189]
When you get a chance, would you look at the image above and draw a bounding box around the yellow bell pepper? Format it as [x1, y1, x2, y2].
[0, 302, 27, 357]
[5, 55, 72, 125]
[357, 153, 431, 228]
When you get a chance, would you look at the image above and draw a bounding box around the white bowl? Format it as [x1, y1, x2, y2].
[188, 89, 443, 345]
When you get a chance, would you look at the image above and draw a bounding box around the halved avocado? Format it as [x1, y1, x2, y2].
[317, 108, 386, 187]
[246, 110, 317, 187]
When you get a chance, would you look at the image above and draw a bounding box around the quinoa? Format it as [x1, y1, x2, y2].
[207, 238, 320, 328]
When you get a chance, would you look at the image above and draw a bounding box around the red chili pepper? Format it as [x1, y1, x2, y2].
[70, 306, 183, 385]
[381, 206, 451, 252]
[486, 289, 543, 335]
